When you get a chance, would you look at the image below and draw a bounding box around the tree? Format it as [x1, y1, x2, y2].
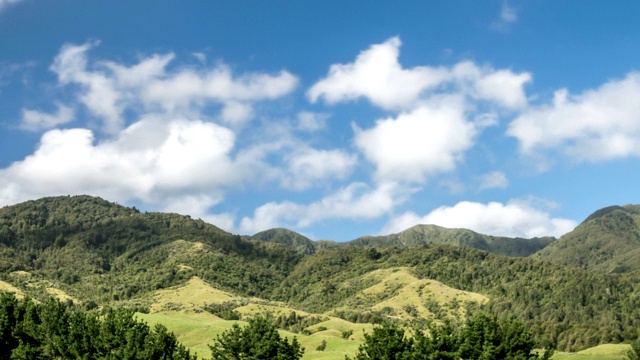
[209, 316, 304, 360]
[349, 322, 415, 360]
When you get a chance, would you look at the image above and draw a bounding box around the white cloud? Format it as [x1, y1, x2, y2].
[308, 38, 531, 111]
[450, 61, 531, 109]
[308, 37, 450, 110]
[49, 41, 298, 132]
[508, 72, 640, 161]
[354, 97, 478, 183]
[21, 103, 75, 131]
[282, 148, 357, 190]
[239, 182, 409, 234]
[478, 171, 509, 190]
[382, 200, 577, 238]
[0, 116, 258, 208]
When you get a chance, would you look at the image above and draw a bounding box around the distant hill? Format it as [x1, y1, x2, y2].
[534, 204, 640, 273]
[250, 228, 316, 254]
[347, 224, 555, 257]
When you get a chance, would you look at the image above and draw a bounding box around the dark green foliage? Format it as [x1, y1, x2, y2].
[348, 225, 555, 257]
[316, 339, 327, 351]
[0, 195, 302, 303]
[534, 205, 640, 273]
[629, 340, 640, 360]
[348, 315, 551, 360]
[274, 245, 640, 352]
[0, 291, 195, 359]
[204, 300, 244, 320]
[342, 329, 354, 339]
[209, 316, 304, 360]
[251, 228, 316, 255]
[271, 311, 325, 334]
[350, 323, 415, 360]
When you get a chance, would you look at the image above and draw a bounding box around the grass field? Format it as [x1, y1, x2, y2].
[551, 344, 630, 360]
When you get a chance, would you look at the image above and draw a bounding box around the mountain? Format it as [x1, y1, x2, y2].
[533, 204, 640, 273]
[348, 224, 555, 257]
[0, 195, 302, 303]
[251, 228, 316, 254]
[1, 195, 640, 353]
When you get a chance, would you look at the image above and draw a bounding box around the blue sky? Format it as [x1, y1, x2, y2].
[1, 1, 640, 241]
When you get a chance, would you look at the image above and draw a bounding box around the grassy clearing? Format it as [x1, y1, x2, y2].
[552, 343, 630, 360]
[149, 276, 238, 313]
[0, 279, 24, 298]
[46, 287, 79, 303]
[138, 311, 362, 360]
[334, 267, 488, 320]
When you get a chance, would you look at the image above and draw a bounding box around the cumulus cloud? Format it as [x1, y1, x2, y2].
[309, 37, 531, 111]
[0, 116, 256, 208]
[354, 97, 478, 182]
[282, 148, 357, 190]
[21, 103, 75, 131]
[478, 171, 509, 190]
[49, 41, 298, 132]
[382, 200, 577, 238]
[308, 37, 450, 110]
[508, 72, 640, 161]
[239, 182, 409, 234]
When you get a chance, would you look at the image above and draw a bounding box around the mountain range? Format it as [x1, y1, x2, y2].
[1, 195, 639, 354]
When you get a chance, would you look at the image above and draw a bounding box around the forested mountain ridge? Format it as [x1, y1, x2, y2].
[249, 222, 555, 257]
[0, 195, 639, 354]
[0, 195, 303, 303]
[347, 224, 555, 257]
[534, 204, 640, 273]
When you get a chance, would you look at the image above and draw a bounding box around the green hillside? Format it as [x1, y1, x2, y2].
[0, 195, 639, 356]
[251, 228, 317, 255]
[349, 224, 555, 257]
[534, 205, 640, 273]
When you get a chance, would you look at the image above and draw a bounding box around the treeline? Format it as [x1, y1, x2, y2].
[349, 314, 553, 360]
[0, 292, 195, 359]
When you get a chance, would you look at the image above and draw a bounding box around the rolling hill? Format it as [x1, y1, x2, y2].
[0, 195, 639, 355]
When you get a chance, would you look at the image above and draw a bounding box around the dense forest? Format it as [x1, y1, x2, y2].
[0, 195, 639, 355]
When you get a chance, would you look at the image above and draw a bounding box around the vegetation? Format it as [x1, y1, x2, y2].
[1, 195, 640, 356]
[629, 340, 640, 360]
[534, 205, 640, 273]
[209, 316, 304, 359]
[0, 292, 195, 359]
[348, 314, 553, 360]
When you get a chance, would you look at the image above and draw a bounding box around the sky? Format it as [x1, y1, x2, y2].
[1, 1, 640, 241]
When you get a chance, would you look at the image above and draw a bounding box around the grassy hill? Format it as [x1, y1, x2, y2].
[534, 205, 640, 273]
[0, 195, 639, 355]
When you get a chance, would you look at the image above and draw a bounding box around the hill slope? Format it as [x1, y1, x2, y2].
[349, 224, 554, 257]
[534, 205, 640, 273]
[0, 195, 302, 303]
[1, 196, 640, 353]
